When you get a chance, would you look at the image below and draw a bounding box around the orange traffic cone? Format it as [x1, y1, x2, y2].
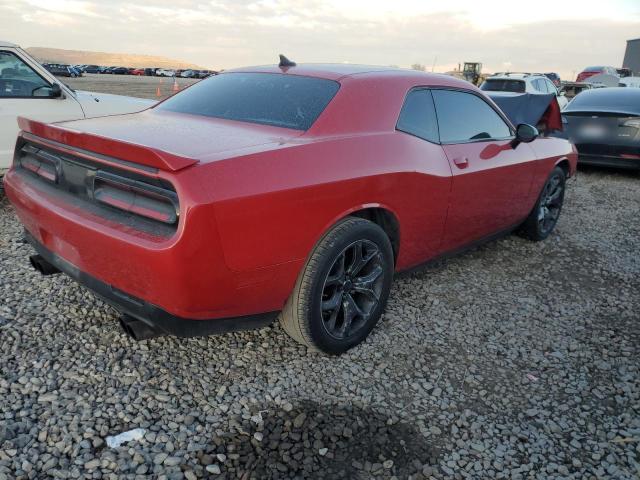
[172, 77, 180, 92]
[156, 86, 162, 97]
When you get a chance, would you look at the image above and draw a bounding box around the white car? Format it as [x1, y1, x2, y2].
[155, 69, 176, 77]
[480, 73, 569, 109]
[0, 41, 155, 175]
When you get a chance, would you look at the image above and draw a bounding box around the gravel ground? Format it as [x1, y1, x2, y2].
[0, 167, 639, 480]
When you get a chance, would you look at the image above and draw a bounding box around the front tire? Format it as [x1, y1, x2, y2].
[519, 166, 566, 241]
[280, 217, 394, 354]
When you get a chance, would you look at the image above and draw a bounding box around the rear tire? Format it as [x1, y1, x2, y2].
[279, 217, 394, 354]
[518, 166, 566, 241]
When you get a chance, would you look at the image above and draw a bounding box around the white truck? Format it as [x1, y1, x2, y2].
[0, 41, 154, 176]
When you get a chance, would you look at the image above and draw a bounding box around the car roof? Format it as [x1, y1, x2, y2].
[224, 63, 457, 83]
[0, 40, 18, 48]
[487, 73, 544, 80]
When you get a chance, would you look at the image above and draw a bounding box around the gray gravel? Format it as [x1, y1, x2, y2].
[1, 167, 639, 479]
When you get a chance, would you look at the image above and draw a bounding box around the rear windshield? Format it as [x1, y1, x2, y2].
[157, 72, 340, 131]
[567, 89, 640, 114]
[480, 79, 525, 93]
[584, 66, 603, 72]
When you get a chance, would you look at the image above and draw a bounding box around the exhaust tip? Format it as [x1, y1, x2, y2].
[29, 255, 61, 276]
[119, 315, 162, 341]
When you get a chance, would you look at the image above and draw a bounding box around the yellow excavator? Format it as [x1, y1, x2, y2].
[446, 62, 488, 86]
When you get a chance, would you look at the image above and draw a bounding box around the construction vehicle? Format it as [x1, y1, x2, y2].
[446, 62, 487, 86]
[462, 62, 484, 85]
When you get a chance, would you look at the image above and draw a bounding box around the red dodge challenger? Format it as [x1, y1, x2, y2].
[4, 61, 577, 354]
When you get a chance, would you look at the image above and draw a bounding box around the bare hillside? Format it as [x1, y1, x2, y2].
[26, 46, 209, 69]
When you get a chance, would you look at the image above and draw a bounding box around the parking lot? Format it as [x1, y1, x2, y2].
[2, 173, 639, 480]
[64, 73, 200, 100]
[0, 76, 639, 479]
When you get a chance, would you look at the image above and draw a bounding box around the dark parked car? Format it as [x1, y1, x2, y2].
[43, 64, 79, 78]
[111, 67, 130, 75]
[196, 70, 217, 79]
[544, 72, 561, 87]
[83, 65, 102, 74]
[559, 82, 593, 100]
[561, 88, 640, 169]
[144, 68, 156, 76]
[617, 68, 632, 78]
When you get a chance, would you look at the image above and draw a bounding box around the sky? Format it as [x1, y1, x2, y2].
[0, 0, 639, 79]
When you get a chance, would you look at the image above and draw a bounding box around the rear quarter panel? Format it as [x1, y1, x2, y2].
[526, 136, 577, 206]
[192, 132, 452, 274]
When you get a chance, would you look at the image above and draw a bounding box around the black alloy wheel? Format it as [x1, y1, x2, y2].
[519, 166, 567, 241]
[279, 217, 394, 354]
[320, 239, 385, 340]
[537, 170, 565, 236]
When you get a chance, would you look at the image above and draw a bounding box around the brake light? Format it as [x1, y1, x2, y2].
[622, 119, 640, 128]
[19, 148, 59, 183]
[92, 171, 179, 225]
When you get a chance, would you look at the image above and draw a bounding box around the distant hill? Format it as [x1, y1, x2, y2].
[26, 47, 209, 70]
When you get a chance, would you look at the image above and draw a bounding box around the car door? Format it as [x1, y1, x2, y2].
[395, 87, 452, 260]
[0, 50, 84, 171]
[431, 88, 536, 251]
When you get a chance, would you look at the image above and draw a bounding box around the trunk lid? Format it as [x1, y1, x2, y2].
[563, 111, 640, 147]
[19, 109, 304, 172]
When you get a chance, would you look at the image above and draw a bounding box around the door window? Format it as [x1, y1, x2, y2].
[396, 88, 439, 143]
[0, 51, 52, 98]
[431, 89, 512, 143]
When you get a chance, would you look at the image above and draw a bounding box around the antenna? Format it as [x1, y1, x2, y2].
[279, 54, 296, 68]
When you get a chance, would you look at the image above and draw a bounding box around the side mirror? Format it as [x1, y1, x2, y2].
[49, 83, 62, 98]
[516, 124, 538, 143]
[511, 124, 538, 148]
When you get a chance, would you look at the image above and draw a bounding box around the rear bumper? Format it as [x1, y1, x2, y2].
[26, 231, 277, 336]
[578, 153, 640, 170]
[5, 164, 296, 321]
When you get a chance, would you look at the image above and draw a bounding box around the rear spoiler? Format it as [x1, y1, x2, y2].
[17, 117, 198, 172]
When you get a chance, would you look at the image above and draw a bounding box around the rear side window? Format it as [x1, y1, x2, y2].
[533, 79, 548, 93]
[157, 72, 340, 131]
[545, 79, 557, 94]
[480, 79, 526, 93]
[396, 89, 439, 143]
[432, 90, 512, 143]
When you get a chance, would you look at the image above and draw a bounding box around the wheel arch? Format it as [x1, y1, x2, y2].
[555, 157, 571, 178]
[316, 204, 401, 266]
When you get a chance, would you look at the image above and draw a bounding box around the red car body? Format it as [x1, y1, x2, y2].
[576, 71, 597, 82]
[129, 68, 145, 76]
[575, 66, 616, 82]
[4, 64, 577, 337]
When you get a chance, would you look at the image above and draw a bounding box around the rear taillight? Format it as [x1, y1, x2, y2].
[19, 146, 60, 183]
[92, 171, 179, 225]
[622, 118, 640, 128]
